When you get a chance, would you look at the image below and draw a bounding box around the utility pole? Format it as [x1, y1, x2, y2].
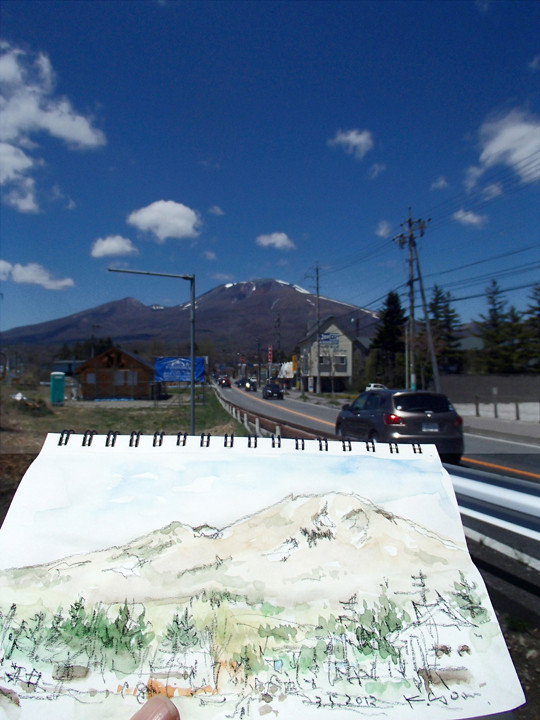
[394, 209, 440, 392]
[275, 312, 282, 365]
[305, 262, 321, 393]
[315, 263, 321, 394]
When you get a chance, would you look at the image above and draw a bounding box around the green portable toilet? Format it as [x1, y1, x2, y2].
[50, 371, 65, 406]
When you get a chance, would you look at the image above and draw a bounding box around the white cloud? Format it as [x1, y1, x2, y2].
[0, 42, 105, 213]
[204, 250, 217, 260]
[482, 183, 503, 200]
[91, 235, 139, 258]
[255, 232, 296, 250]
[466, 109, 540, 190]
[127, 200, 201, 242]
[452, 209, 488, 227]
[208, 205, 224, 216]
[0, 260, 74, 289]
[431, 176, 448, 190]
[0, 259, 12, 281]
[368, 162, 386, 179]
[212, 272, 234, 283]
[528, 55, 540, 72]
[375, 220, 391, 238]
[464, 165, 484, 192]
[328, 128, 374, 160]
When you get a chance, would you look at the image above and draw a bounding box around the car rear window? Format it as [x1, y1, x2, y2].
[393, 393, 452, 413]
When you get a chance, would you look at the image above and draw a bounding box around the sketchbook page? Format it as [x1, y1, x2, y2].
[0, 433, 524, 720]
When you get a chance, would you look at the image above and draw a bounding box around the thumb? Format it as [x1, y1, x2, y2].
[130, 695, 180, 720]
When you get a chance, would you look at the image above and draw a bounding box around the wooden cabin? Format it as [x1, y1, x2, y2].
[75, 347, 156, 400]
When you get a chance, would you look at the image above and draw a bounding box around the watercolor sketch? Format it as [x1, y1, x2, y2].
[0, 433, 524, 719]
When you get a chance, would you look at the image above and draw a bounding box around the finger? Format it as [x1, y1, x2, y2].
[129, 695, 180, 720]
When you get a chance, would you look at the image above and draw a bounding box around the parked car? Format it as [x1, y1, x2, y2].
[365, 383, 387, 391]
[244, 378, 257, 391]
[262, 381, 284, 400]
[335, 389, 463, 464]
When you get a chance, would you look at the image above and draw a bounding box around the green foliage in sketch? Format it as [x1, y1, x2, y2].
[0, 569, 491, 699]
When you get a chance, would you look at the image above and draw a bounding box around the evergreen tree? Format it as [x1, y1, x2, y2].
[438, 287, 463, 373]
[369, 291, 406, 387]
[522, 284, 540, 372]
[476, 280, 516, 373]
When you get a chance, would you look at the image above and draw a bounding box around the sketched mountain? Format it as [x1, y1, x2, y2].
[0, 278, 378, 351]
[1, 492, 468, 615]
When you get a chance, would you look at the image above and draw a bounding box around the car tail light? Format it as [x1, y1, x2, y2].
[455, 415, 463, 427]
[384, 413, 405, 426]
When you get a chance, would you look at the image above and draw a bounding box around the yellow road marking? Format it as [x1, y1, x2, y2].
[462, 456, 540, 480]
[232, 388, 335, 428]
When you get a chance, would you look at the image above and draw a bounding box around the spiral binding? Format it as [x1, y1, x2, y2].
[56, 430, 418, 454]
[317, 437, 328, 452]
[130, 431, 142, 447]
[58, 429, 73, 446]
[106, 431, 118, 447]
[82, 430, 97, 447]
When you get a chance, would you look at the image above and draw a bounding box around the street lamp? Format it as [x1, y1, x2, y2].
[108, 268, 196, 434]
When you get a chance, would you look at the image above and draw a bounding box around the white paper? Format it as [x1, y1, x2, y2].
[0, 433, 524, 719]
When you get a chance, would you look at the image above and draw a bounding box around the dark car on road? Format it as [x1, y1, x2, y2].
[335, 389, 463, 463]
[262, 381, 284, 400]
[244, 377, 257, 391]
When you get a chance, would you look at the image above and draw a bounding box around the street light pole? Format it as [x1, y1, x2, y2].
[108, 268, 196, 434]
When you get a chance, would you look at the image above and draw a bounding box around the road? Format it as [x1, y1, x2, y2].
[224, 384, 540, 482]
[461, 434, 540, 481]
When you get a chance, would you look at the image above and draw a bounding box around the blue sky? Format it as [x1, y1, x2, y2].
[1, 0, 539, 333]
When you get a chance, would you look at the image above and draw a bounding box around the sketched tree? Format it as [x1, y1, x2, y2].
[451, 571, 489, 624]
[354, 592, 410, 664]
[163, 608, 200, 655]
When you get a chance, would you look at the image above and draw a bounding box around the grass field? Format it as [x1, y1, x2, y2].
[0, 382, 246, 455]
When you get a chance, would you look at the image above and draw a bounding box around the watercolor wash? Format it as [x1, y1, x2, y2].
[0, 434, 524, 719]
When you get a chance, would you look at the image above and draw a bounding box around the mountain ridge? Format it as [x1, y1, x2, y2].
[0, 278, 379, 352]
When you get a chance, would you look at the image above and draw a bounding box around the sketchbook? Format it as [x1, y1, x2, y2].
[0, 432, 524, 720]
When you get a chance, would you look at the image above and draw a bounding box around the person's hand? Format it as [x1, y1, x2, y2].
[129, 695, 180, 720]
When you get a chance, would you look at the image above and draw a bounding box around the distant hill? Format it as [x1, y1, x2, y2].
[0, 279, 379, 353]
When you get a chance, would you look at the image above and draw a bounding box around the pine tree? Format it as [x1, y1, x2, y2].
[477, 280, 515, 373]
[522, 284, 540, 372]
[369, 291, 406, 387]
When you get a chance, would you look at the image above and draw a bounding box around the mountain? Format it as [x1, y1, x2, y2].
[1, 491, 467, 616]
[0, 279, 379, 352]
